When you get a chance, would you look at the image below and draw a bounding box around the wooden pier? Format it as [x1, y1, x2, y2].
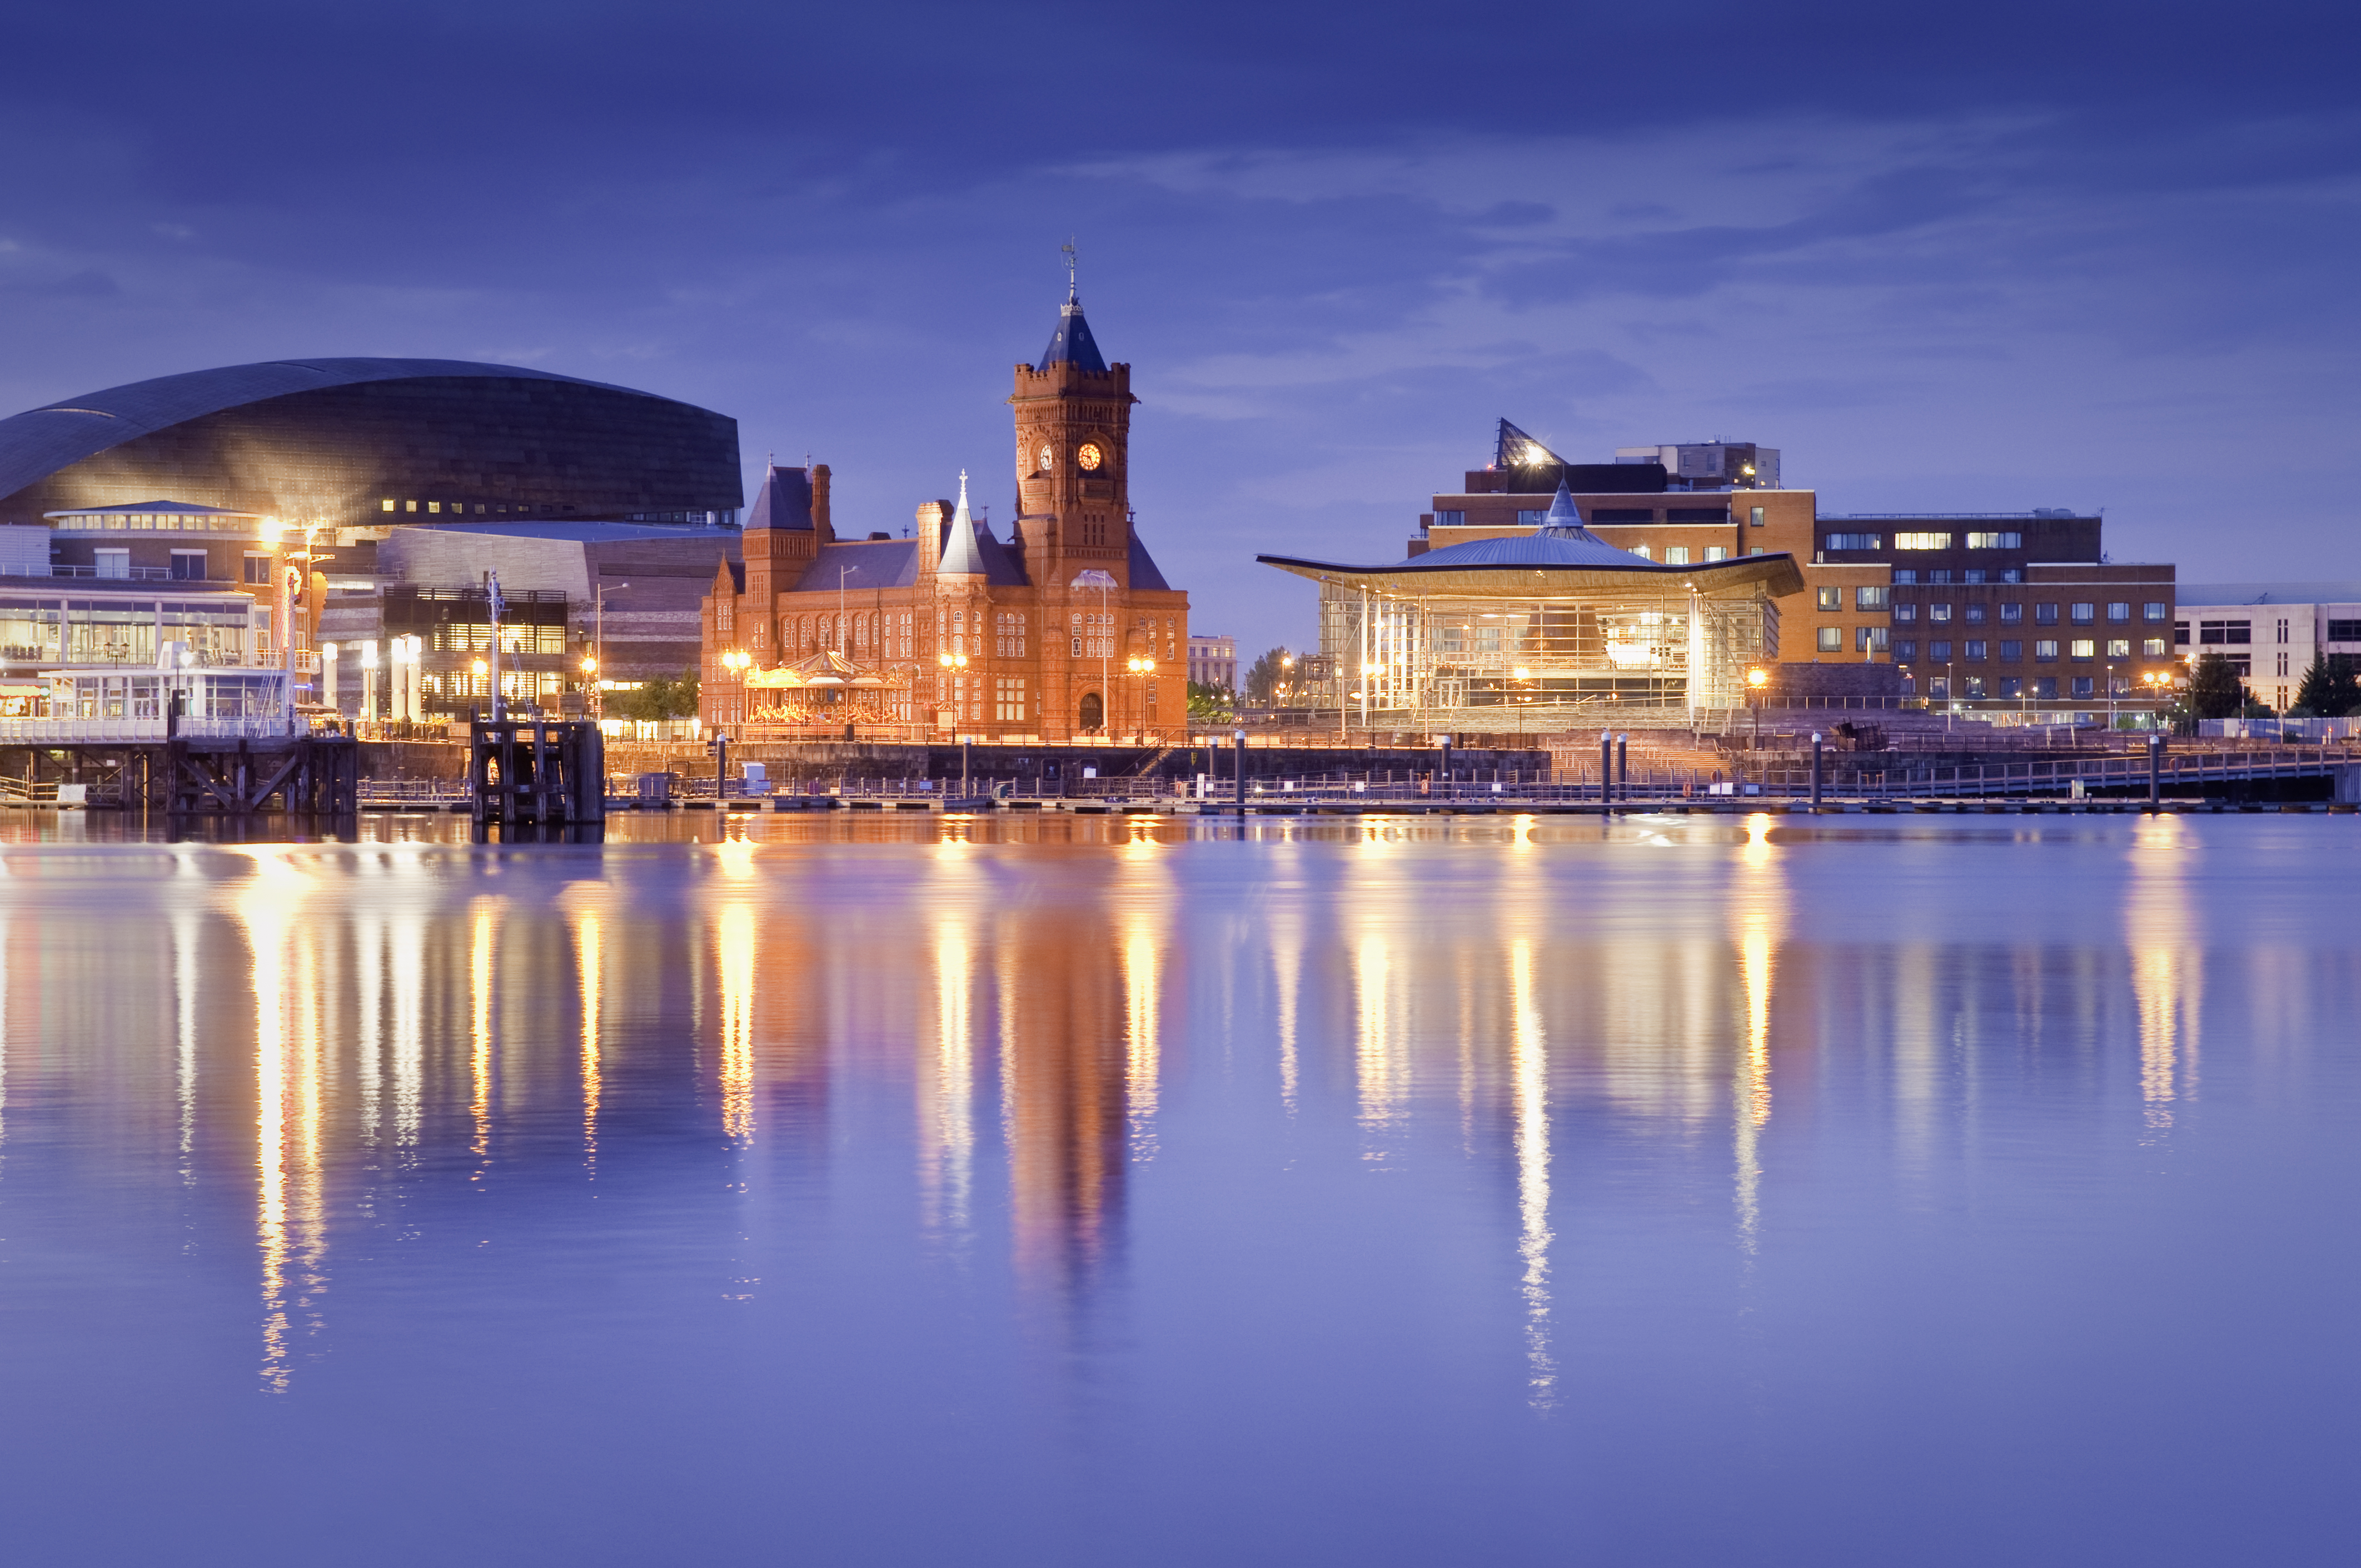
[470, 720, 605, 827]
[0, 732, 360, 814]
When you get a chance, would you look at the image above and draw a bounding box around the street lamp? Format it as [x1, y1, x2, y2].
[592, 581, 627, 719]
[937, 650, 968, 737]
[470, 656, 488, 716]
[1127, 654, 1156, 743]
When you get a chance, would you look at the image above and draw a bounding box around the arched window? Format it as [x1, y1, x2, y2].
[1079, 691, 1103, 730]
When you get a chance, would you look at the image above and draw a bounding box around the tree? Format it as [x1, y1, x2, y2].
[2185, 651, 2246, 720]
[1243, 646, 1293, 705]
[608, 668, 700, 720]
[1187, 680, 1234, 722]
[2291, 653, 2361, 718]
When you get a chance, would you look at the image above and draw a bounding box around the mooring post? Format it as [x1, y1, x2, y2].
[1439, 735, 1452, 802]
[2149, 731, 2163, 809]
[1234, 726, 1247, 814]
[1600, 731, 1612, 805]
[962, 739, 972, 798]
[1616, 733, 1628, 802]
[1811, 731, 1824, 809]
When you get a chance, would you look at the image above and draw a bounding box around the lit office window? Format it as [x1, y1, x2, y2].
[1894, 532, 1953, 550]
[2070, 640, 2096, 660]
[1817, 626, 1842, 651]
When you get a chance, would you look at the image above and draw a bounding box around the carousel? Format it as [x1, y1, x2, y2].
[734, 648, 914, 734]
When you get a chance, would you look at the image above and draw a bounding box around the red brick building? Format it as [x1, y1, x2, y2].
[701, 289, 1188, 740]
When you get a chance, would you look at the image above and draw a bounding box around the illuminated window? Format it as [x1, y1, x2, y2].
[1894, 532, 1952, 550]
[1930, 603, 1952, 623]
[1817, 587, 1841, 611]
[1630, 545, 1651, 560]
[1965, 531, 2021, 549]
[406, 500, 418, 512]
[2143, 639, 2165, 658]
[1704, 546, 1727, 562]
[1816, 626, 1842, 651]
[2070, 640, 2096, 660]
[1856, 626, 1888, 653]
[2108, 639, 2130, 658]
[2070, 603, 2094, 624]
[2035, 640, 2059, 662]
[1855, 586, 1889, 609]
[381, 499, 395, 512]
[1664, 546, 1690, 565]
[1750, 506, 1765, 527]
[2145, 602, 2168, 621]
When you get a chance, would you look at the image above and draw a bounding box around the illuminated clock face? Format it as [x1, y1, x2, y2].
[1037, 443, 1055, 472]
[1077, 441, 1104, 471]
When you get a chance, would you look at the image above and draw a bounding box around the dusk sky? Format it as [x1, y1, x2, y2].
[4, 2, 2354, 647]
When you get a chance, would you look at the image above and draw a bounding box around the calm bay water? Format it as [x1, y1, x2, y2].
[0, 810, 2354, 1565]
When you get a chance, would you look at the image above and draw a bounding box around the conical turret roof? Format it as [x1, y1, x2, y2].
[936, 471, 994, 576]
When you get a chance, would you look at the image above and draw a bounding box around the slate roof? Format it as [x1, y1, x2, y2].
[791, 538, 921, 593]
[1128, 526, 1172, 591]
[1038, 300, 1108, 373]
[745, 465, 815, 531]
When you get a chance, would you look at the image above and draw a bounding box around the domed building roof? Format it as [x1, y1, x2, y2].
[0, 356, 741, 526]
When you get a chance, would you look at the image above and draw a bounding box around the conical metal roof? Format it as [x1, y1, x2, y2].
[1037, 300, 1108, 373]
[935, 471, 994, 576]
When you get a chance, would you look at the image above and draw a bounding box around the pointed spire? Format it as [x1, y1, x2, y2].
[1037, 247, 1108, 372]
[938, 469, 993, 576]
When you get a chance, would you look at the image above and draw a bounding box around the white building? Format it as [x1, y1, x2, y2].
[2174, 580, 2361, 714]
[1187, 633, 1237, 692]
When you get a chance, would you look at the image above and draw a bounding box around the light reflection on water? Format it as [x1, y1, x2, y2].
[0, 810, 2356, 1565]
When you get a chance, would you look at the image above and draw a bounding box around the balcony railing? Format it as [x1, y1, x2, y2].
[36, 565, 232, 583]
[0, 715, 295, 743]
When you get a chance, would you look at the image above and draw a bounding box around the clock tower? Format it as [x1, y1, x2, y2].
[1010, 278, 1135, 590]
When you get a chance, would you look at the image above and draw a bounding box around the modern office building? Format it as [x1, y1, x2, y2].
[1402, 422, 2177, 716]
[2173, 581, 2361, 714]
[312, 520, 743, 715]
[701, 286, 1190, 740]
[1187, 634, 1237, 692]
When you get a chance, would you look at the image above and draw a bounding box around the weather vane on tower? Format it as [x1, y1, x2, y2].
[1062, 238, 1078, 302]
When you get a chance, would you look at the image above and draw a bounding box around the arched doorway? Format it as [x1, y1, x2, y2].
[1079, 691, 1104, 731]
